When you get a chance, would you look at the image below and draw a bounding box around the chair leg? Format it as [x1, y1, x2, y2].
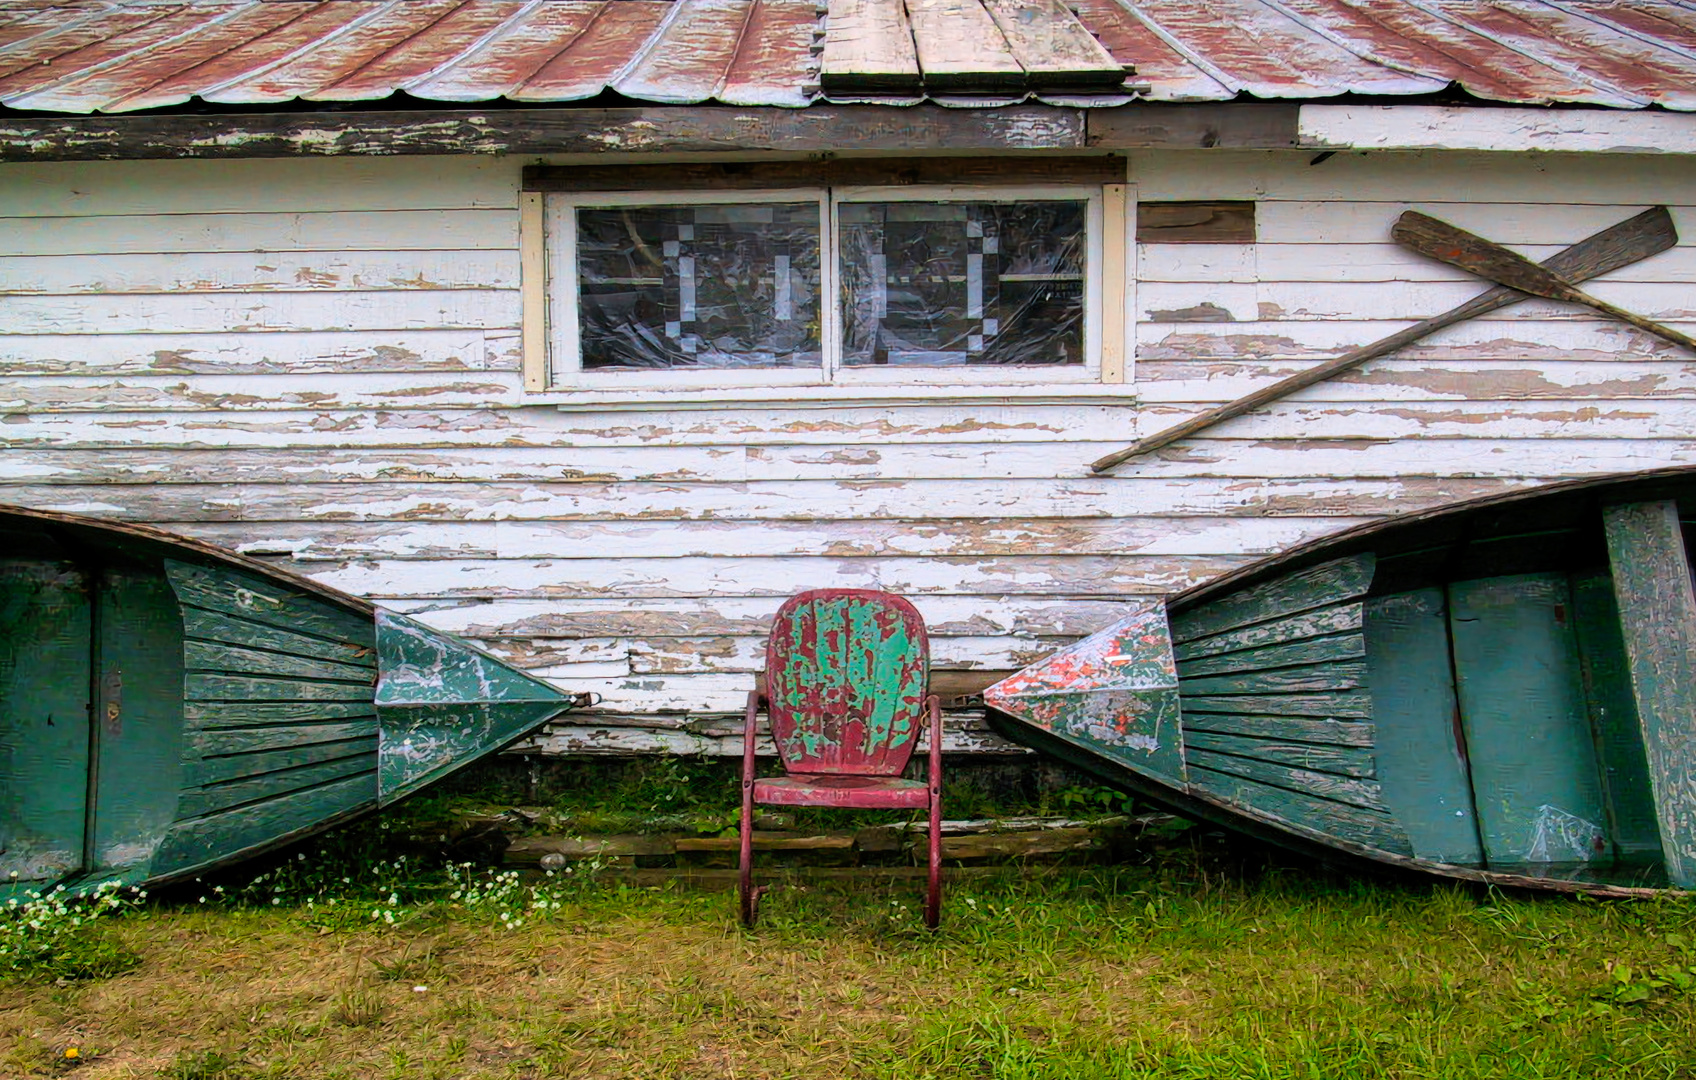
[924, 796, 941, 930]
[739, 798, 757, 928]
[924, 693, 942, 930]
[739, 689, 760, 928]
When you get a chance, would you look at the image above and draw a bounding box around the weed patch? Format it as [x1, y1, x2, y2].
[0, 881, 143, 983]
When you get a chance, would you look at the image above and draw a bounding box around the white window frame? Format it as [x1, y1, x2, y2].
[545, 187, 833, 392]
[526, 178, 1132, 401]
[827, 183, 1103, 387]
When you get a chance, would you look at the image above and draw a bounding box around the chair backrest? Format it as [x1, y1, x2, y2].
[765, 589, 929, 776]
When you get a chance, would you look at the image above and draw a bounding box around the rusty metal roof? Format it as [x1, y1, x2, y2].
[1, 0, 1694, 114]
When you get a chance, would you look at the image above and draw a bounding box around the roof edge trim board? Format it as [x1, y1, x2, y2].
[12, 102, 1696, 163]
[0, 103, 1090, 161]
[1299, 104, 1696, 153]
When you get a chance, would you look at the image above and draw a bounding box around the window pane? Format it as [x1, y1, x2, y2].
[577, 203, 821, 370]
[840, 200, 1086, 368]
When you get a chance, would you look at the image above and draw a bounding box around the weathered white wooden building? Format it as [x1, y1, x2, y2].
[6, 0, 1696, 760]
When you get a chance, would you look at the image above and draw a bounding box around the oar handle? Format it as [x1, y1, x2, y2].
[1575, 291, 1696, 353]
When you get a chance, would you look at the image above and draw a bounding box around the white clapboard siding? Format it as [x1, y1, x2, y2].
[0, 157, 518, 218]
[0, 476, 1542, 524]
[0, 251, 520, 295]
[518, 717, 1029, 755]
[1134, 401, 1696, 441]
[158, 516, 1367, 561]
[397, 595, 1163, 640]
[1138, 243, 1696, 285]
[11, 443, 1669, 508]
[0, 404, 1154, 448]
[9, 418, 1690, 486]
[1137, 320, 1686, 360]
[0, 210, 517, 256]
[0, 331, 499, 376]
[0, 290, 516, 335]
[1252, 201, 1696, 247]
[623, 634, 1072, 674]
[275, 553, 1247, 600]
[0, 373, 524, 412]
[1137, 281, 1696, 323]
[1133, 360, 1696, 402]
[5, 150, 1696, 751]
[1131, 151, 1696, 205]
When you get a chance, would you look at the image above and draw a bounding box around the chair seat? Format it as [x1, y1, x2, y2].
[753, 774, 932, 809]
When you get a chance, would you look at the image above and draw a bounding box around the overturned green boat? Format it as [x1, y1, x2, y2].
[987, 468, 1696, 896]
[1, 506, 580, 902]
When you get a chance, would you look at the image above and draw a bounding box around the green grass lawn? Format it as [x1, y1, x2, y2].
[6, 829, 1696, 1080]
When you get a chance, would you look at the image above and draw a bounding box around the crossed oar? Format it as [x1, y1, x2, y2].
[1090, 205, 1688, 473]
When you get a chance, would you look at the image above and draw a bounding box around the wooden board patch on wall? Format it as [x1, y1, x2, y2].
[1137, 201, 1256, 244]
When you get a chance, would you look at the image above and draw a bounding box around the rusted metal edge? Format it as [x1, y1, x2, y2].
[0, 102, 1303, 161]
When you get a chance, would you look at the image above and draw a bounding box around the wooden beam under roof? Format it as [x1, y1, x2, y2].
[0, 103, 1307, 161]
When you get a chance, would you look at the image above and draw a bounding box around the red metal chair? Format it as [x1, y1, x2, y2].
[740, 589, 943, 928]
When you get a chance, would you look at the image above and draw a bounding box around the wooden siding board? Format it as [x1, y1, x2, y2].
[121, 517, 1362, 562]
[1, 290, 515, 335]
[0, 479, 1541, 525]
[0, 158, 518, 218]
[1604, 501, 1696, 886]
[1, 209, 516, 256]
[289, 554, 1244, 600]
[2, 331, 496, 377]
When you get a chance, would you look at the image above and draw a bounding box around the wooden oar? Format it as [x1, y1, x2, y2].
[1393, 210, 1696, 354]
[1089, 206, 1679, 474]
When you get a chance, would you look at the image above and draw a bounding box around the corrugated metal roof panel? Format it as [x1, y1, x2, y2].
[3, 0, 1696, 113]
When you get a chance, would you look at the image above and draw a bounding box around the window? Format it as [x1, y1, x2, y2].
[524, 159, 1127, 394]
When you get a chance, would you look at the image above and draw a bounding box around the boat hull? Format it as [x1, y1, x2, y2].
[1, 507, 578, 901]
[987, 468, 1696, 895]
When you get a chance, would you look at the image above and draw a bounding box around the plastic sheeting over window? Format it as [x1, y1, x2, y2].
[576, 203, 823, 370]
[840, 200, 1086, 367]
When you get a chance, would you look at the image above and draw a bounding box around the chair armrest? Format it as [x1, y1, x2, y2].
[742, 689, 764, 785]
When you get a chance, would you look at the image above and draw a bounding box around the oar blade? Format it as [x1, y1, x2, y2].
[1392, 210, 1579, 302]
[1544, 205, 1677, 282]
